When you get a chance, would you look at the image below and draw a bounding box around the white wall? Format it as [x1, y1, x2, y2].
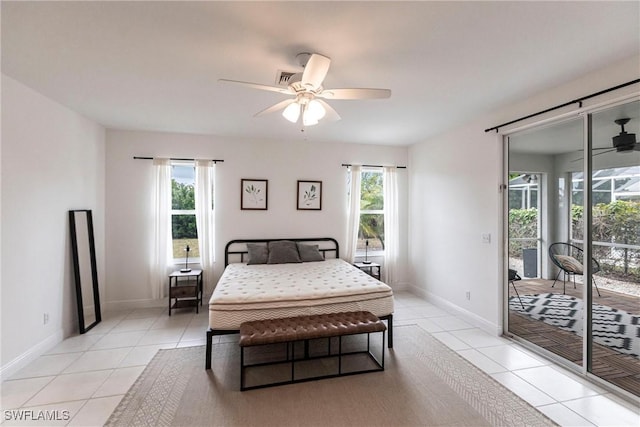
[408, 55, 640, 334]
[1, 75, 106, 377]
[105, 130, 408, 308]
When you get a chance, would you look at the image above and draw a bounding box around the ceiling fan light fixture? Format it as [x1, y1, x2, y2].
[302, 109, 319, 126]
[307, 99, 326, 121]
[282, 102, 301, 123]
[299, 99, 325, 127]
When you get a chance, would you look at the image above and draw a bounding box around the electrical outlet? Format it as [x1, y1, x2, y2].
[43, 313, 49, 325]
[481, 233, 491, 244]
[465, 291, 471, 300]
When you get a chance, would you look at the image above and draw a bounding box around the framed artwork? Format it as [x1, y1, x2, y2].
[241, 179, 268, 210]
[297, 180, 322, 210]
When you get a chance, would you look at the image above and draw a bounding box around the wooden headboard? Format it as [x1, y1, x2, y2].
[224, 238, 339, 267]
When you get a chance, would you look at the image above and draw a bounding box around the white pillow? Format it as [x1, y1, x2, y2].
[555, 254, 583, 274]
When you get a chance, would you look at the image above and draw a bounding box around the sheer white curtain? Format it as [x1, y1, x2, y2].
[383, 166, 399, 285]
[344, 165, 361, 262]
[195, 160, 215, 294]
[151, 158, 172, 299]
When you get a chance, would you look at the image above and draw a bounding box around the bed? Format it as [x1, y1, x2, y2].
[205, 238, 394, 369]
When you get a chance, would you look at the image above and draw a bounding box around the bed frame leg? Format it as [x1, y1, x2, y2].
[206, 329, 213, 370]
[387, 315, 393, 348]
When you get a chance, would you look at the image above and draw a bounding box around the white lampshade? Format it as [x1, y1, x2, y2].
[306, 99, 326, 121]
[282, 102, 301, 123]
[302, 112, 319, 126]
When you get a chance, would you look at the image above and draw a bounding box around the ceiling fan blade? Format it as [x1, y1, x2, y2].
[301, 54, 331, 90]
[593, 149, 617, 156]
[318, 88, 391, 100]
[218, 79, 293, 95]
[578, 147, 616, 151]
[254, 99, 296, 117]
[572, 148, 618, 162]
[316, 99, 341, 121]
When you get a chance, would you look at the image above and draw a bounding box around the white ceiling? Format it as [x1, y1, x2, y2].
[2, 1, 639, 146]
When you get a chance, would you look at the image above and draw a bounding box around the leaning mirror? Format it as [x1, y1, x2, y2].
[69, 210, 101, 333]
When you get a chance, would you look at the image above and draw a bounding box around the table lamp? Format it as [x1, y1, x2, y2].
[363, 239, 371, 264]
[181, 245, 192, 273]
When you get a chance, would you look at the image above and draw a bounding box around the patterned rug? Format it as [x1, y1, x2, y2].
[106, 325, 556, 427]
[509, 293, 640, 357]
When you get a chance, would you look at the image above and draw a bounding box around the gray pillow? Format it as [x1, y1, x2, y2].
[296, 243, 325, 262]
[246, 243, 268, 265]
[267, 240, 302, 264]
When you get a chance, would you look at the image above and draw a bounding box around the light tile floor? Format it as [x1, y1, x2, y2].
[1, 292, 638, 426]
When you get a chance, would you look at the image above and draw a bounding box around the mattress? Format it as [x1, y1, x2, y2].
[208, 258, 394, 330]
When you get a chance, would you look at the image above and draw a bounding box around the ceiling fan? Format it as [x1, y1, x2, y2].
[572, 118, 639, 162]
[219, 53, 391, 126]
[606, 118, 640, 153]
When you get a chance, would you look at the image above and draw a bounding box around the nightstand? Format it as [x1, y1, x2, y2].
[168, 269, 203, 316]
[353, 262, 381, 281]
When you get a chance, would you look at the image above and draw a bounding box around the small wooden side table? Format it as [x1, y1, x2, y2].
[168, 269, 203, 316]
[353, 262, 381, 281]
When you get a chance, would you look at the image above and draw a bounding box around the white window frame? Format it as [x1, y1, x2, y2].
[357, 168, 385, 255]
[170, 160, 200, 264]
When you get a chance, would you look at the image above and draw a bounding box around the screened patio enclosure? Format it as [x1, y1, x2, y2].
[504, 98, 640, 399]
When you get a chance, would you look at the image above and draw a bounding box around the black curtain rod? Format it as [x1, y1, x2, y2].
[484, 79, 640, 133]
[133, 156, 224, 163]
[342, 163, 407, 169]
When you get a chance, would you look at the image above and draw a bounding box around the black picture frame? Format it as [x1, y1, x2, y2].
[241, 179, 268, 210]
[297, 180, 322, 210]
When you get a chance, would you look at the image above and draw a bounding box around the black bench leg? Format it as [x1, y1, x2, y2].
[240, 347, 245, 391]
[387, 315, 393, 348]
[206, 329, 213, 369]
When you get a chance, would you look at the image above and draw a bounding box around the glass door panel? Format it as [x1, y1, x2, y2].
[588, 100, 640, 396]
[507, 116, 584, 366]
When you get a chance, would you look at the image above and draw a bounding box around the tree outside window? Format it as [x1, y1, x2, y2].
[358, 170, 384, 251]
[171, 163, 199, 260]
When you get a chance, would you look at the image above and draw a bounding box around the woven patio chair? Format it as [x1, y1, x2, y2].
[548, 242, 601, 297]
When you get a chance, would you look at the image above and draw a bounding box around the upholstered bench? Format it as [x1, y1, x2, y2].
[239, 311, 386, 390]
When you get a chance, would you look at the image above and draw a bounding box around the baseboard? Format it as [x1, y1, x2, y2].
[407, 283, 428, 299]
[390, 281, 410, 291]
[103, 298, 167, 312]
[0, 329, 64, 381]
[407, 284, 502, 335]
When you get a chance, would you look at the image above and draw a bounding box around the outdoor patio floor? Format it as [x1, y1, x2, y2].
[508, 278, 640, 397]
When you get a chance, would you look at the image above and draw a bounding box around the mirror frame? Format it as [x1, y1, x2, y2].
[69, 209, 101, 333]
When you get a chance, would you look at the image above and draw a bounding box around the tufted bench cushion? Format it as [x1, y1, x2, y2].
[239, 311, 386, 347]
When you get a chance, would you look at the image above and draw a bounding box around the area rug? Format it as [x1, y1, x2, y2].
[509, 293, 640, 357]
[106, 325, 555, 427]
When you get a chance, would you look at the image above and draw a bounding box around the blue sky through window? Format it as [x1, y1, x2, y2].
[172, 164, 194, 185]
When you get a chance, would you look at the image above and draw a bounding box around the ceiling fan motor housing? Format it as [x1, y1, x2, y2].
[613, 132, 636, 151]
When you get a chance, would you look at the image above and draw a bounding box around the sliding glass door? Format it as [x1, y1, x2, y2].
[587, 101, 639, 395]
[507, 116, 584, 365]
[505, 98, 640, 397]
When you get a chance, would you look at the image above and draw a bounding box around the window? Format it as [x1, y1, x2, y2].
[570, 166, 640, 242]
[358, 170, 384, 252]
[508, 173, 539, 210]
[571, 166, 640, 207]
[171, 162, 199, 260]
